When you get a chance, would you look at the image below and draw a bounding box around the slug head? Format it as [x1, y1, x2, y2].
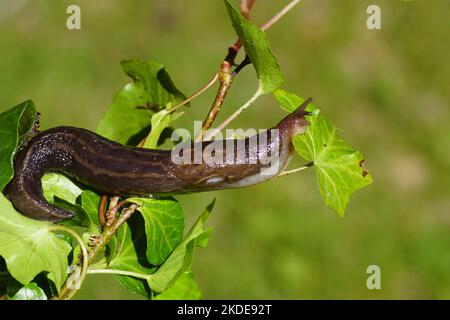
[276, 97, 313, 139]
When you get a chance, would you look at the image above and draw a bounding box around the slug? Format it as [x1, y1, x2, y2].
[3, 98, 312, 221]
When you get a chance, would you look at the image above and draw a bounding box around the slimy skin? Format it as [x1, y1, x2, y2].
[3, 98, 312, 221]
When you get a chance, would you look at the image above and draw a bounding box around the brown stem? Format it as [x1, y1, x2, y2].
[240, 0, 255, 19]
[168, 73, 219, 114]
[195, 61, 233, 141]
[106, 199, 129, 226]
[106, 196, 120, 226]
[98, 195, 108, 227]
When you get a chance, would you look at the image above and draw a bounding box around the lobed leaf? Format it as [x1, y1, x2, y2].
[0, 100, 36, 191]
[42, 173, 82, 205]
[108, 216, 157, 299]
[0, 194, 72, 291]
[147, 199, 214, 292]
[274, 89, 373, 216]
[96, 60, 186, 145]
[129, 197, 184, 266]
[80, 190, 102, 228]
[7, 281, 47, 300]
[154, 271, 201, 300]
[142, 109, 183, 149]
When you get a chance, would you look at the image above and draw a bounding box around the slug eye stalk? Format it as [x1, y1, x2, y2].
[294, 97, 313, 118]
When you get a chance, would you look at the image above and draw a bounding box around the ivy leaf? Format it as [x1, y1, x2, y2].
[147, 199, 214, 293]
[42, 173, 82, 205]
[0, 194, 71, 291]
[103, 200, 214, 297]
[97, 60, 186, 145]
[0, 100, 36, 191]
[121, 60, 186, 109]
[108, 215, 157, 299]
[41, 174, 99, 233]
[80, 190, 102, 228]
[142, 109, 183, 149]
[224, 0, 284, 94]
[154, 271, 201, 300]
[273, 89, 373, 216]
[129, 198, 184, 266]
[7, 281, 47, 300]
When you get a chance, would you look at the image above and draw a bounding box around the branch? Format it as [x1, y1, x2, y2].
[261, 0, 302, 31]
[240, 0, 256, 19]
[168, 73, 219, 114]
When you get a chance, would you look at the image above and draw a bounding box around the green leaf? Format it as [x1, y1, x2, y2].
[142, 109, 183, 149]
[42, 173, 82, 205]
[273, 89, 373, 216]
[0, 100, 36, 191]
[41, 174, 99, 232]
[7, 281, 47, 300]
[121, 60, 186, 109]
[97, 60, 186, 145]
[147, 199, 214, 292]
[129, 198, 184, 266]
[272, 89, 304, 113]
[154, 271, 201, 300]
[80, 190, 102, 228]
[224, 0, 284, 94]
[0, 194, 71, 291]
[103, 200, 214, 297]
[108, 214, 157, 299]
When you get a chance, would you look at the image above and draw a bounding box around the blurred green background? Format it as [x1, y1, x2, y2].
[1, 0, 449, 299]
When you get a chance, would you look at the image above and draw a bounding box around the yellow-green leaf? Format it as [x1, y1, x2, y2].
[274, 89, 373, 216]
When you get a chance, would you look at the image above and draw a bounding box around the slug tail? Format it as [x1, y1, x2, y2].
[4, 174, 75, 222]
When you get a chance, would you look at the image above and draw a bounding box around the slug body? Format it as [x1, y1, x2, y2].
[4, 99, 312, 221]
